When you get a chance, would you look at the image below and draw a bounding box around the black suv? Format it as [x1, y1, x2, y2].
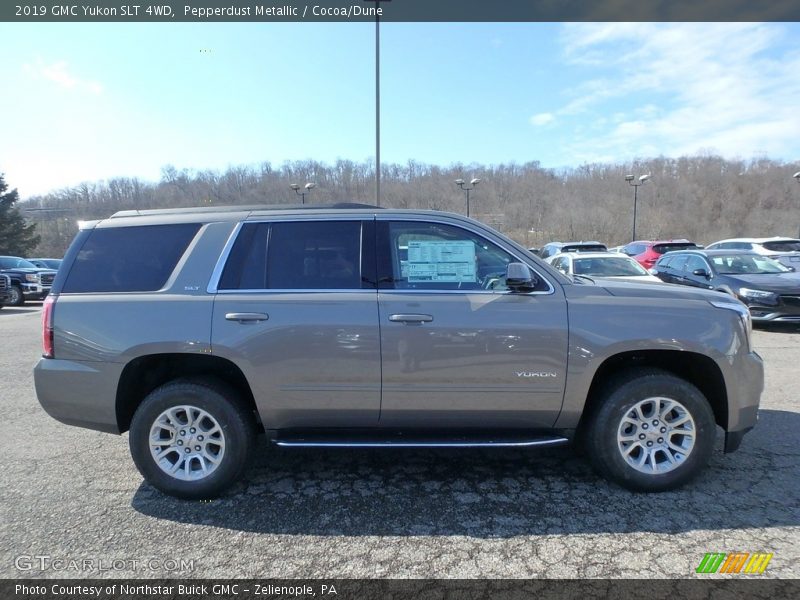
[653, 249, 800, 322]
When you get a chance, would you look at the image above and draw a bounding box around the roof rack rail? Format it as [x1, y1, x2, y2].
[110, 202, 383, 218]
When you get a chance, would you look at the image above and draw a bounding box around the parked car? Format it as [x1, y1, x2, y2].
[705, 237, 800, 270]
[547, 252, 663, 283]
[653, 249, 800, 322]
[0, 256, 58, 306]
[34, 205, 762, 498]
[622, 240, 701, 270]
[538, 241, 608, 259]
[27, 258, 63, 270]
[0, 274, 11, 308]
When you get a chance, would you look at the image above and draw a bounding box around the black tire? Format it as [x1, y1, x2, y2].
[129, 378, 257, 499]
[8, 285, 24, 306]
[585, 369, 716, 492]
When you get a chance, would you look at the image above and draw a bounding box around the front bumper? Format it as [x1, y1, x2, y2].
[21, 282, 50, 300]
[721, 350, 764, 452]
[743, 295, 800, 322]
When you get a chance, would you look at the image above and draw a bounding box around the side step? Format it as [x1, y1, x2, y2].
[272, 430, 570, 449]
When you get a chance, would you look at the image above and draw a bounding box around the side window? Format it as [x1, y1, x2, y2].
[381, 221, 525, 291]
[657, 255, 673, 268]
[219, 220, 366, 290]
[552, 257, 568, 273]
[668, 254, 689, 272]
[683, 255, 708, 274]
[62, 223, 201, 293]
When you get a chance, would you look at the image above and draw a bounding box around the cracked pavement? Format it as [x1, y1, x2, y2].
[1, 306, 798, 579]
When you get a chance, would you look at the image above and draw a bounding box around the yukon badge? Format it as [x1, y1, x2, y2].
[516, 371, 558, 378]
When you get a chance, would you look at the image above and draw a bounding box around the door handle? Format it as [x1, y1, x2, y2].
[388, 313, 433, 324]
[225, 312, 269, 323]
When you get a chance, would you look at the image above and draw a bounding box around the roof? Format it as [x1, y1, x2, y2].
[557, 252, 632, 260]
[629, 239, 695, 245]
[660, 249, 761, 257]
[707, 237, 800, 244]
[110, 202, 382, 218]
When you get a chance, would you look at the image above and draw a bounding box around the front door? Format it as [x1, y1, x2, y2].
[376, 219, 568, 429]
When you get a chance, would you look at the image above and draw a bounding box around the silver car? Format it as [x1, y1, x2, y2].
[34, 205, 763, 499]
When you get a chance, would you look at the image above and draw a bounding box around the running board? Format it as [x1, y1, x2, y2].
[272, 432, 570, 449]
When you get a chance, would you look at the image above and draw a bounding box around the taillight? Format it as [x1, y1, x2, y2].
[42, 295, 56, 358]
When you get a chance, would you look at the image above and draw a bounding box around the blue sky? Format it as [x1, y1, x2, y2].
[2, 22, 799, 197]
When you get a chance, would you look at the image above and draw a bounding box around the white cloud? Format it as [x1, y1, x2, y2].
[548, 23, 800, 162]
[23, 59, 104, 95]
[530, 112, 555, 126]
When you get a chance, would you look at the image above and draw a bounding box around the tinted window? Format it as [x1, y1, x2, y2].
[220, 221, 365, 290]
[657, 255, 673, 268]
[62, 224, 201, 293]
[622, 243, 645, 255]
[762, 240, 800, 252]
[668, 254, 689, 272]
[562, 244, 607, 253]
[0, 257, 38, 269]
[383, 221, 535, 291]
[683, 255, 709, 273]
[653, 243, 699, 255]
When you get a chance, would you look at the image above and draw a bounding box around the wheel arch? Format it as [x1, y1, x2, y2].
[576, 350, 728, 441]
[115, 353, 260, 434]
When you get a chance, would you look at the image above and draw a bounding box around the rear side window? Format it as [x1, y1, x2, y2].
[763, 240, 800, 252]
[219, 220, 366, 290]
[62, 224, 201, 293]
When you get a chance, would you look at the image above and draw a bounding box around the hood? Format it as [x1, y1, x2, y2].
[724, 273, 800, 293]
[578, 277, 724, 303]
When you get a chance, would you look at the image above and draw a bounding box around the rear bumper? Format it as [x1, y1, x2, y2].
[720, 350, 763, 452]
[34, 358, 124, 434]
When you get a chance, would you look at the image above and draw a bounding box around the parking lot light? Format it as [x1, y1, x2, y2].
[455, 178, 482, 218]
[625, 173, 651, 242]
[290, 182, 316, 204]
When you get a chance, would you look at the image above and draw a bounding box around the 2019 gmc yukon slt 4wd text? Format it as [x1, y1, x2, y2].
[34, 205, 764, 499]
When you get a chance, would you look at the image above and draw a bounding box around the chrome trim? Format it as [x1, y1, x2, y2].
[206, 222, 244, 294]
[273, 437, 570, 448]
[215, 288, 377, 295]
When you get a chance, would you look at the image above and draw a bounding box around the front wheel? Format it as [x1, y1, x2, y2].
[129, 379, 257, 499]
[8, 285, 24, 306]
[585, 369, 716, 492]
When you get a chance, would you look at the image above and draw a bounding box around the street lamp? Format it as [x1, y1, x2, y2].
[455, 178, 481, 218]
[625, 173, 651, 242]
[794, 172, 800, 237]
[290, 182, 316, 204]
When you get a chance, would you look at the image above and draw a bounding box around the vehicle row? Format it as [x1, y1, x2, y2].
[0, 256, 61, 306]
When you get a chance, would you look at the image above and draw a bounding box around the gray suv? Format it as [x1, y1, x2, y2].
[34, 205, 763, 499]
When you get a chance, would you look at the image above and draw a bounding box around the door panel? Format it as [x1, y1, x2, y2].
[376, 218, 568, 428]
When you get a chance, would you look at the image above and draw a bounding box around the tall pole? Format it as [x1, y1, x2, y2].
[375, 12, 381, 206]
[632, 184, 638, 241]
[466, 188, 470, 217]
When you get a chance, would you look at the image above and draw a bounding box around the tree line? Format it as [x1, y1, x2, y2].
[8, 154, 800, 258]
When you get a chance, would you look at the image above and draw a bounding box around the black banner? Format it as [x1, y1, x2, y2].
[4, 579, 800, 600]
[2, 0, 800, 23]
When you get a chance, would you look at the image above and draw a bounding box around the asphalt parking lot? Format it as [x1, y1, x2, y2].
[1, 305, 798, 579]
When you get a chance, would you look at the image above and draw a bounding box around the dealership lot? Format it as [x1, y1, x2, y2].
[1, 306, 798, 579]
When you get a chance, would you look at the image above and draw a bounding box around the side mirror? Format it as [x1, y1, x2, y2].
[692, 268, 710, 279]
[506, 262, 538, 291]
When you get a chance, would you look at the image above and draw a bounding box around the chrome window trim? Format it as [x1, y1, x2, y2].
[207, 214, 555, 296]
[207, 222, 244, 294]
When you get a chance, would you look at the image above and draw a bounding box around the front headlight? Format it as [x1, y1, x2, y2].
[25, 274, 39, 282]
[710, 299, 752, 351]
[738, 287, 777, 301]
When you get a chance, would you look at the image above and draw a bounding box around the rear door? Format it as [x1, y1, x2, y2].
[210, 218, 381, 428]
[376, 217, 568, 429]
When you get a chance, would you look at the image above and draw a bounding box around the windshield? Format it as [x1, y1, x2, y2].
[710, 254, 791, 275]
[762, 240, 800, 252]
[0, 257, 37, 269]
[573, 257, 648, 277]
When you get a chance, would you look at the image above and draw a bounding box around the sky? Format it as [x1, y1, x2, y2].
[2, 22, 800, 198]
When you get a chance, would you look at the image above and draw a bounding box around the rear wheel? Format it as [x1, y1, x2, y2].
[129, 379, 257, 499]
[586, 369, 716, 492]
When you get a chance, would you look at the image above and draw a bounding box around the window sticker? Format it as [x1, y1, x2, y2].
[404, 240, 477, 282]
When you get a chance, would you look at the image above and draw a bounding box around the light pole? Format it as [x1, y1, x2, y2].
[290, 182, 316, 204]
[625, 173, 651, 242]
[794, 172, 800, 237]
[455, 178, 481, 218]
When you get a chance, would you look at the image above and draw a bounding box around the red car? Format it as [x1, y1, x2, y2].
[621, 239, 701, 270]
